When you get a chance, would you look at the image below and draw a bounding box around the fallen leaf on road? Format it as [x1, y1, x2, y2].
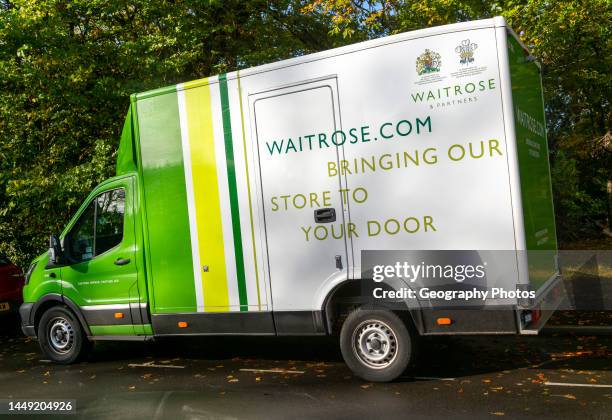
[491, 412, 505, 416]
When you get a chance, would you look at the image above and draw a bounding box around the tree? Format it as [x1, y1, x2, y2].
[0, 0, 343, 267]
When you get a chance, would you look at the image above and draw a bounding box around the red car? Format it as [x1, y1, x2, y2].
[0, 255, 24, 315]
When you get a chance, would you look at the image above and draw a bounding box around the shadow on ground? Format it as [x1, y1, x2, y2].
[2, 312, 608, 384]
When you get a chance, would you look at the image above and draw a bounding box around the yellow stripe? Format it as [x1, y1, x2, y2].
[237, 71, 262, 309]
[183, 79, 229, 309]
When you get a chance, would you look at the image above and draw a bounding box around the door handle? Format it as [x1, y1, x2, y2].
[314, 207, 336, 223]
[114, 258, 131, 266]
[335, 255, 343, 270]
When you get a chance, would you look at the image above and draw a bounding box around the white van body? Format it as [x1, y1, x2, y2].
[198, 16, 559, 333]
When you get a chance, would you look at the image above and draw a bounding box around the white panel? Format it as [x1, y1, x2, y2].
[336, 28, 517, 260]
[233, 22, 522, 310]
[252, 81, 347, 311]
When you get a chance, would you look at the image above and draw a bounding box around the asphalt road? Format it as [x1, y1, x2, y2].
[0, 316, 610, 419]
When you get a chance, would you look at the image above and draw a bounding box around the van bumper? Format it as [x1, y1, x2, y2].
[19, 302, 36, 337]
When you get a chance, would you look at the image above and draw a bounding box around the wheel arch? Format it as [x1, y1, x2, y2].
[322, 280, 425, 335]
[32, 294, 91, 337]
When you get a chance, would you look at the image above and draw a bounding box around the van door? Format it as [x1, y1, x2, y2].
[250, 77, 349, 315]
[60, 176, 142, 333]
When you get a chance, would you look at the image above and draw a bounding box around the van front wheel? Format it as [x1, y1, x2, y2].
[340, 308, 415, 382]
[38, 306, 91, 364]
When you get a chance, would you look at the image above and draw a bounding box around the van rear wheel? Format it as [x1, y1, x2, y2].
[38, 306, 91, 364]
[340, 308, 415, 382]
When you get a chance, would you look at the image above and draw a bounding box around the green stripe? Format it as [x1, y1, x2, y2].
[90, 325, 149, 336]
[219, 74, 248, 310]
[237, 71, 262, 310]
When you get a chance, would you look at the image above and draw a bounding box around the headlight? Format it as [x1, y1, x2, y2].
[24, 262, 37, 285]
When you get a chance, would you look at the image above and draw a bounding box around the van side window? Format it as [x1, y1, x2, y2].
[67, 202, 95, 262]
[95, 189, 125, 255]
[65, 188, 125, 262]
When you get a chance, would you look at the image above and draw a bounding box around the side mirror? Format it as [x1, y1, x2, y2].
[48, 235, 63, 266]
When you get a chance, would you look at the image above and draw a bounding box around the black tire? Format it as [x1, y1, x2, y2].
[38, 306, 91, 364]
[340, 307, 415, 382]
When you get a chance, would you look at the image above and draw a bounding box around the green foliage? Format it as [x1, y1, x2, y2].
[0, 0, 609, 267]
[551, 151, 607, 239]
[0, 0, 343, 268]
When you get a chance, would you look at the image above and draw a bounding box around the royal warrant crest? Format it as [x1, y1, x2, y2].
[416, 49, 442, 75]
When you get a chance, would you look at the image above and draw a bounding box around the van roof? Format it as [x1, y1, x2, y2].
[132, 17, 509, 101]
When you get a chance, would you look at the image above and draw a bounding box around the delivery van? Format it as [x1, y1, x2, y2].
[20, 17, 564, 382]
